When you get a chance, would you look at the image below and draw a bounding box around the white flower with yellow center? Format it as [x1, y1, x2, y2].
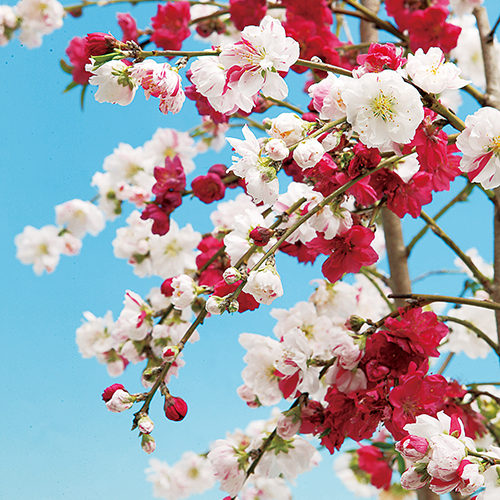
[343, 70, 424, 152]
[457, 106, 500, 189]
[405, 47, 470, 94]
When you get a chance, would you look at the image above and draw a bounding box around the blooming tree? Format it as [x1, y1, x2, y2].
[8, 0, 500, 499]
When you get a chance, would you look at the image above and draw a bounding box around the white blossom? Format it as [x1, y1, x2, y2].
[55, 199, 105, 238]
[343, 70, 424, 152]
[405, 47, 469, 94]
[15, 224, 64, 275]
[86, 59, 138, 106]
[456, 106, 500, 188]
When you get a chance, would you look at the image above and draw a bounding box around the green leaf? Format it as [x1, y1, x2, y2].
[396, 454, 406, 476]
[371, 442, 395, 450]
[80, 84, 88, 110]
[63, 80, 79, 93]
[60, 59, 74, 75]
[90, 52, 126, 70]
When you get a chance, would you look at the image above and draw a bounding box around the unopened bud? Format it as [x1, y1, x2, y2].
[223, 267, 242, 284]
[249, 226, 274, 247]
[105, 388, 136, 413]
[141, 434, 156, 454]
[228, 299, 239, 314]
[162, 345, 179, 362]
[160, 277, 174, 297]
[205, 295, 224, 315]
[138, 415, 155, 434]
[164, 395, 188, 421]
[345, 315, 366, 333]
[101, 383, 125, 402]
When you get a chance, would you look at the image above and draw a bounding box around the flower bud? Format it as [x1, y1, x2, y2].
[345, 315, 366, 333]
[293, 138, 325, 170]
[249, 226, 273, 247]
[396, 435, 429, 462]
[138, 415, 155, 434]
[205, 295, 224, 315]
[84, 32, 120, 58]
[276, 413, 301, 439]
[228, 299, 239, 314]
[141, 433, 156, 454]
[265, 138, 289, 161]
[223, 267, 242, 284]
[162, 345, 179, 362]
[164, 395, 188, 421]
[105, 389, 136, 413]
[101, 383, 125, 402]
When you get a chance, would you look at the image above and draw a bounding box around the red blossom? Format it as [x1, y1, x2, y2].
[191, 173, 226, 204]
[196, 236, 228, 287]
[357, 446, 393, 490]
[278, 240, 321, 264]
[84, 32, 119, 58]
[356, 42, 407, 73]
[229, 0, 267, 31]
[117, 12, 138, 42]
[213, 280, 259, 313]
[65, 36, 93, 85]
[407, 6, 461, 53]
[309, 225, 379, 283]
[150, 1, 191, 52]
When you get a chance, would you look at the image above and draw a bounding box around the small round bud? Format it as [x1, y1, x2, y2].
[138, 415, 155, 434]
[141, 434, 156, 454]
[206, 295, 224, 315]
[223, 267, 242, 284]
[249, 226, 274, 247]
[101, 383, 125, 402]
[162, 345, 179, 362]
[164, 395, 188, 421]
[228, 299, 239, 314]
[345, 315, 366, 333]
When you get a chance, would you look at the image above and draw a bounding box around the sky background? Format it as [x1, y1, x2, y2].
[2, 2, 500, 500]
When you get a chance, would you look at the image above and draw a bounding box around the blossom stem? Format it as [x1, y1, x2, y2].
[248, 156, 398, 274]
[388, 293, 500, 311]
[462, 83, 487, 106]
[295, 58, 353, 77]
[420, 93, 465, 132]
[406, 183, 474, 255]
[358, 267, 396, 311]
[133, 309, 207, 421]
[438, 315, 500, 357]
[261, 96, 305, 115]
[419, 211, 493, 293]
[436, 352, 454, 375]
[342, 0, 409, 43]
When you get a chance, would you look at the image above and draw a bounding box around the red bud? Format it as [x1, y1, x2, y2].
[164, 395, 188, 421]
[249, 226, 273, 246]
[102, 383, 125, 402]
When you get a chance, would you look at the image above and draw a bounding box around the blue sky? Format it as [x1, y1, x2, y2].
[2, 2, 500, 499]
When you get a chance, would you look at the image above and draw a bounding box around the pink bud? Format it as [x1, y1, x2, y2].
[249, 226, 273, 246]
[141, 434, 156, 454]
[276, 413, 301, 439]
[396, 435, 429, 462]
[84, 32, 119, 58]
[102, 383, 125, 402]
[162, 346, 178, 362]
[138, 415, 155, 434]
[164, 395, 188, 421]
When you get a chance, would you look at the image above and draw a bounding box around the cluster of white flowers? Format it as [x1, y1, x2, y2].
[76, 287, 197, 379]
[147, 411, 321, 500]
[113, 212, 201, 278]
[238, 275, 391, 406]
[15, 199, 105, 275]
[11, 0, 64, 48]
[92, 127, 196, 220]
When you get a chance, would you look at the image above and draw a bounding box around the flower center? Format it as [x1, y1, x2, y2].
[164, 241, 182, 256]
[489, 135, 500, 156]
[371, 92, 396, 122]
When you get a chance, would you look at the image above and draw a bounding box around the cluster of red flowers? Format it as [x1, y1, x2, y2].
[385, 0, 461, 53]
[299, 307, 486, 453]
[141, 156, 186, 236]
